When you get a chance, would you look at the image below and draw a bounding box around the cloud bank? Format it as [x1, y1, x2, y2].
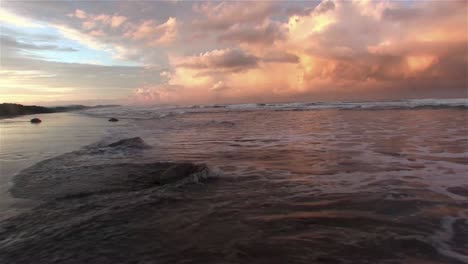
[0, 0, 466, 105]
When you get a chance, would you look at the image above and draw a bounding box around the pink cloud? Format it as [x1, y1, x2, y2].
[2, 0, 465, 104]
[192, 1, 279, 30]
[110, 15, 127, 28]
[133, 0, 467, 104]
[218, 19, 287, 45]
[72, 9, 87, 19]
[125, 17, 178, 46]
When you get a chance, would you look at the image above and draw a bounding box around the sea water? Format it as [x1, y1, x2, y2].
[1, 99, 467, 263]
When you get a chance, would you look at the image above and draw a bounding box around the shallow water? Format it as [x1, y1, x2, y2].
[0, 112, 127, 220]
[96, 107, 468, 263]
[1, 104, 467, 263]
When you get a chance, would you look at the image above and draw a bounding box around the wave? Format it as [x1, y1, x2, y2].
[248, 98, 468, 110]
[10, 137, 218, 201]
[80, 98, 467, 121]
[3, 158, 466, 264]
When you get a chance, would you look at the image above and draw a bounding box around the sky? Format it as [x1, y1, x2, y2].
[0, 0, 467, 106]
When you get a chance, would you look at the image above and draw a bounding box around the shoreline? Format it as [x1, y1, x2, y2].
[0, 112, 121, 221]
[0, 103, 121, 120]
[0, 111, 59, 121]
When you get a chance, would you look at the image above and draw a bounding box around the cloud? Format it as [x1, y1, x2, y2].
[218, 20, 287, 45]
[1, 0, 466, 105]
[210, 81, 230, 92]
[263, 52, 299, 64]
[280, 0, 467, 84]
[74, 10, 128, 30]
[111, 15, 127, 28]
[2, 27, 59, 42]
[124, 17, 178, 46]
[59, 11, 175, 64]
[136, 0, 466, 104]
[0, 7, 43, 28]
[132, 84, 184, 104]
[1, 35, 78, 52]
[174, 48, 258, 72]
[0, 54, 164, 104]
[70, 9, 87, 19]
[53, 24, 111, 52]
[192, 1, 279, 30]
[314, 0, 335, 14]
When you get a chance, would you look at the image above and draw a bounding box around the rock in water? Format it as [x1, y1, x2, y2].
[108, 117, 119, 122]
[30, 118, 42, 123]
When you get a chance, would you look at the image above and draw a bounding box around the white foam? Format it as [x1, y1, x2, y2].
[431, 216, 468, 263]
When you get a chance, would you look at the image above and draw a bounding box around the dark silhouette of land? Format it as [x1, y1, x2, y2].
[0, 103, 119, 118]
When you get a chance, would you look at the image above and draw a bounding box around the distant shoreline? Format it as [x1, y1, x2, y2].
[0, 103, 120, 119]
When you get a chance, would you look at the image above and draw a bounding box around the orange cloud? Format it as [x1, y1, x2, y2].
[134, 0, 466, 104]
[124, 17, 178, 46]
[406, 55, 438, 74]
[192, 1, 278, 30]
[1, 0, 465, 104]
[110, 15, 127, 28]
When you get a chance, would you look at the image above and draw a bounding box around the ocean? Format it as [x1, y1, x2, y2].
[0, 98, 467, 263]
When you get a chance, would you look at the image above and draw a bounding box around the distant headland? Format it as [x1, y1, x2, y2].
[0, 103, 120, 118]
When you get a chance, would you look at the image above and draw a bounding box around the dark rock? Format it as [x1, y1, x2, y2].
[108, 117, 119, 122]
[30, 118, 42, 123]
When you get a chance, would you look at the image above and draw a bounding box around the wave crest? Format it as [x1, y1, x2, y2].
[10, 137, 217, 201]
[81, 98, 467, 121]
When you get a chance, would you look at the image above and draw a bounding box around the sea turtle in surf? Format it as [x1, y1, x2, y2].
[30, 118, 42, 123]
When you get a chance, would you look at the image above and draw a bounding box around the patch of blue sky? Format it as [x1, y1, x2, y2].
[4, 24, 139, 67]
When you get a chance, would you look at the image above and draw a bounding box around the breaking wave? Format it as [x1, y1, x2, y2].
[9, 137, 218, 201]
[81, 98, 467, 120]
